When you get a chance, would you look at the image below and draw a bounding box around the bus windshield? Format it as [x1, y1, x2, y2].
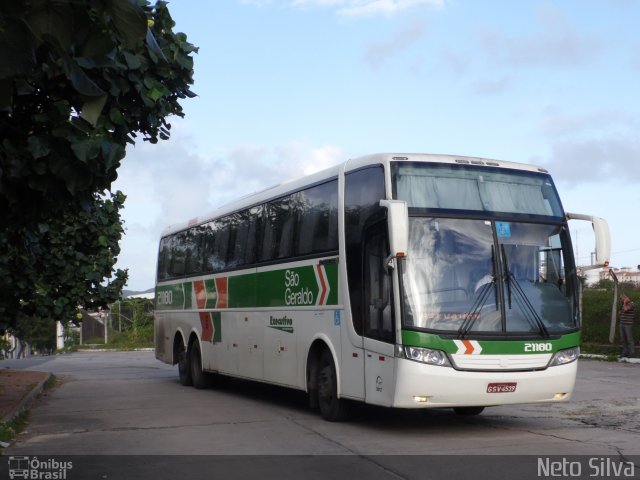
[393, 162, 563, 217]
[401, 218, 578, 335]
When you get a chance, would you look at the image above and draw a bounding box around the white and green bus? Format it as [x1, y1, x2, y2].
[154, 153, 610, 421]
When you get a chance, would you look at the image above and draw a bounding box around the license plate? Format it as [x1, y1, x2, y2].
[487, 382, 517, 393]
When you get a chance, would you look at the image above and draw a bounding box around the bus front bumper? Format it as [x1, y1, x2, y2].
[392, 358, 578, 409]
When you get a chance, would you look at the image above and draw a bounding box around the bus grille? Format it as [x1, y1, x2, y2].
[450, 354, 552, 371]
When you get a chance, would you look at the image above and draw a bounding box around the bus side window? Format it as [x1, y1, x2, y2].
[169, 233, 187, 277]
[229, 207, 260, 267]
[261, 201, 278, 262]
[200, 222, 213, 273]
[245, 207, 260, 264]
[296, 180, 339, 256]
[278, 213, 295, 259]
[214, 220, 231, 271]
[157, 237, 171, 281]
[184, 226, 204, 275]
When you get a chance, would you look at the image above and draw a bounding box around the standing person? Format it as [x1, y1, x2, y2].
[619, 294, 636, 358]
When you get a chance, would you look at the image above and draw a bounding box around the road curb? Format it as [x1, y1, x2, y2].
[581, 353, 640, 364]
[1, 372, 52, 425]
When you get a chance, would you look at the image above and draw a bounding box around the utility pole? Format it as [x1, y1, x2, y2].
[609, 269, 619, 344]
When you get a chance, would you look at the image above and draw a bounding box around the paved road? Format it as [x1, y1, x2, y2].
[1, 352, 639, 479]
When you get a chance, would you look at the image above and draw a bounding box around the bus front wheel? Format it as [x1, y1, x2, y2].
[317, 349, 349, 421]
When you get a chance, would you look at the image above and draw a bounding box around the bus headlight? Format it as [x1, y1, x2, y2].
[400, 346, 452, 367]
[549, 347, 580, 367]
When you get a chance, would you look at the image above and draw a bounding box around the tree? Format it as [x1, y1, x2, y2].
[0, 0, 197, 343]
[0, 0, 196, 221]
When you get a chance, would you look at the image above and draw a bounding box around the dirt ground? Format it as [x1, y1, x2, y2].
[0, 370, 50, 421]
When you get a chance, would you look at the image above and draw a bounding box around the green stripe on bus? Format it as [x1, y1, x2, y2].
[155, 283, 186, 310]
[156, 262, 339, 311]
[183, 282, 193, 309]
[204, 279, 218, 309]
[401, 330, 581, 355]
[212, 312, 222, 342]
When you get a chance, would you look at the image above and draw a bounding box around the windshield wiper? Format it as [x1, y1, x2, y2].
[500, 245, 550, 338]
[502, 244, 512, 309]
[458, 246, 497, 338]
[457, 280, 494, 338]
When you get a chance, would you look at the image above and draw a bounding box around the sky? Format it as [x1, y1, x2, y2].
[113, 0, 640, 291]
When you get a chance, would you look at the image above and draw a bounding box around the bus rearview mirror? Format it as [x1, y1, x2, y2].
[566, 212, 611, 268]
[380, 199, 409, 258]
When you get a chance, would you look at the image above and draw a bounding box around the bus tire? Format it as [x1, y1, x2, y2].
[453, 406, 485, 416]
[189, 340, 212, 389]
[177, 341, 193, 386]
[317, 349, 349, 422]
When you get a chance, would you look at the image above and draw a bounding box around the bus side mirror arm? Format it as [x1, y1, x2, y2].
[565, 212, 611, 269]
[380, 200, 409, 260]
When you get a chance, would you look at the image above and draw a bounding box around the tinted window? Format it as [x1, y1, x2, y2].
[168, 232, 187, 277]
[228, 207, 260, 268]
[212, 220, 231, 272]
[184, 226, 205, 275]
[345, 167, 386, 335]
[296, 181, 338, 256]
[261, 195, 295, 262]
[157, 238, 171, 281]
[364, 222, 394, 343]
[157, 179, 339, 281]
[260, 179, 338, 263]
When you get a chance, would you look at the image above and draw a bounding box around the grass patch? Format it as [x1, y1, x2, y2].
[107, 323, 154, 350]
[43, 374, 57, 391]
[0, 411, 29, 451]
[77, 323, 154, 350]
[581, 343, 619, 356]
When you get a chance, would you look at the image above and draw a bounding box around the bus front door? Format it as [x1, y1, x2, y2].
[363, 223, 396, 407]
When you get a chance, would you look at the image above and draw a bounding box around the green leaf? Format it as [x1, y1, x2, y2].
[78, 30, 116, 58]
[123, 51, 143, 70]
[109, 107, 126, 126]
[105, 0, 147, 49]
[26, 3, 74, 51]
[147, 87, 164, 102]
[26, 136, 51, 159]
[145, 29, 167, 63]
[68, 61, 105, 97]
[79, 94, 108, 126]
[101, 141, 125, 171]
[71, 138, 100, 163]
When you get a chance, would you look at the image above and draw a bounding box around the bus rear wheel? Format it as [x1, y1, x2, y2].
[317, 349, 349, 421]
[177, 343, 193, 386]
[189, 341, 213, 389]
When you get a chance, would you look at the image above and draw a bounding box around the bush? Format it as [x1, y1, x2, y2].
[105, 298, 154, 349]
[582, 286, 640, 353]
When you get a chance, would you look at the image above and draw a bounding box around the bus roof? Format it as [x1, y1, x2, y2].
[160, 153, 550, 237]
